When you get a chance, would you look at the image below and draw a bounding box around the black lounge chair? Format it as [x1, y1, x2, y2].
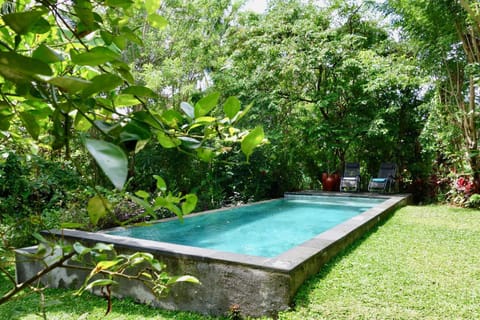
[368, 162, 397, 193]
[340, 162, 361, 192]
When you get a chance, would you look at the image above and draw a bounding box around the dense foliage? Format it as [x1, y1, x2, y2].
[385, 0, 480, 204]
[0, 0, 264, 242]
[213, 0, 428, 196]
[0, 0, 262, 309]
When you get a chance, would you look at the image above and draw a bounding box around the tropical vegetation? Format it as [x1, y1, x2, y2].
[1, 0, 480, 317]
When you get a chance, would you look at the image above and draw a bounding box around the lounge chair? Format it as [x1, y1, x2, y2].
[368, 162, 397, 193]
[340, 162, 361, 192]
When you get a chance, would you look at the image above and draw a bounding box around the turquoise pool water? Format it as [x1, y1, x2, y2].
[107, 195, 386, 257]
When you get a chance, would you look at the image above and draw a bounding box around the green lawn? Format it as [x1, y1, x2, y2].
[1, 205, 479, 319]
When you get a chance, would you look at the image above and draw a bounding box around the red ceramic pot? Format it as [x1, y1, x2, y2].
[324, 175, 336, 191]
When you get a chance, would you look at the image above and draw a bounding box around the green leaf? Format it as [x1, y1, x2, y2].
[241, 126, 264, 162]
[119, 121, 151, 142]
[84, 279, 118, 291]
[60, 222, 85, 229]
[129, 252, 154, 264]
[0, 52, 52, 81]
[0, 115, 12, 130]
[100, 30, 113, 45]
[181, 194, 197, 215]
[71, 47, 121, 66]
[48, 77, 92, 93]
[105, 0, 133, 9]
[180, 102, 195, 118]
[30, 18, 51, 34]
[145, 0, 159, 14]
[0, 103, 13, 131]
[73, 242, 91, 256]
[96, 259, 121, 271]
[234, 102, 253, 123]
[113, 35, 127, 50]
[148, 14, 168, 29]
[93, 120, 115, 135]
[85, 138, 128, 190]
[121, 86, 158, 98]
[154, 196, 167, 207]
[33, 243, 48, 257]
[130, 195, 154, 214]
[135, 139, 149, 153]
[32, 44, 64, 64]
[114, 94, 140, 107]
[153, 175, 167, 192]
[92, 243, 114, 252]
[82, 74, 123, 96]
[223, 96, 241, 119]
[196, 148, 214, 162]
[121, 27, 143, 45]
[19, 111, 40, 140]
[161, 109, 183, 128]
[157, 131, 181, 148]
[167, 275, 200, 285]
[32, 232, 49, 244]
[74, 0, 95, 30]
[194, 92, 220, 118]
[141, 272, 153, 280]
[132, 111, 163, 130]
[165, 203, 182, 219]
[23, 100, 52, 118]
[135, 190, 150, 199]
[115, 65, 135, 84]
[72, 112, 90, 132]
[2, 10, 46, 35]
[87, 195, 111, 225]
[194, 116, 216, 124]
[95, 98, 113, 108]
[178, 136, 201, 149]
[150, 259, 164, 272]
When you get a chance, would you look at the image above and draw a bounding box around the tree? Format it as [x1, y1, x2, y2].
[0, 0, 263, 308]
[386, 0, 480, 181]
[214, 0, 424, 191]
[131, 0, 242, 109]
[0, 0, 263, 208]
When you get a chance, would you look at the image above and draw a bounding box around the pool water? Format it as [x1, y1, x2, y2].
[107, 196, 386, 257]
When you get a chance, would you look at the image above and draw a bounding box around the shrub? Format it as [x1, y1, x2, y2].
[467, 193, 480, 208]
[0, 153, 85, 247]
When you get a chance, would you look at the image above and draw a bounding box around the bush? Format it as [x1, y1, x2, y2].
[467, 193, 480, 208]
[0, 153, 85, 247]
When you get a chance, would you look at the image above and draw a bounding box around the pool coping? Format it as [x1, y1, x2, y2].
[44, 192, 410, 274]
[18, 192, 411, 317]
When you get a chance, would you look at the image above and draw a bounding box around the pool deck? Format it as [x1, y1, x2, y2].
[16, 192, 411, 317]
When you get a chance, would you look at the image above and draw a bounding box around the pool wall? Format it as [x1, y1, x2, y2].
[15, 193, 410, 317]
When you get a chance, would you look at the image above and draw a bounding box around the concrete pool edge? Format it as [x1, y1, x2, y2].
[15, 192, 411, 317]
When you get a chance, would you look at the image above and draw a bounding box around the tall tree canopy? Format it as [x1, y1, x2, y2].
[0, 0, 265, 236]
[0, 0, 263, 190]
[386, 0, 480, 180]
[213, 0, 424, 190]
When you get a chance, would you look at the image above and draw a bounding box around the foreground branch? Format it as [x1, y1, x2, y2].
[0, 251, 75, 305]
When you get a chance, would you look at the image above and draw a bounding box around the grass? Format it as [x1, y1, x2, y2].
[1, 205, 479, 319]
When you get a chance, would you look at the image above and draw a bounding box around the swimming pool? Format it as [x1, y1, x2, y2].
[107, 196, 385, 257]
[16, 192, 410, 317]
